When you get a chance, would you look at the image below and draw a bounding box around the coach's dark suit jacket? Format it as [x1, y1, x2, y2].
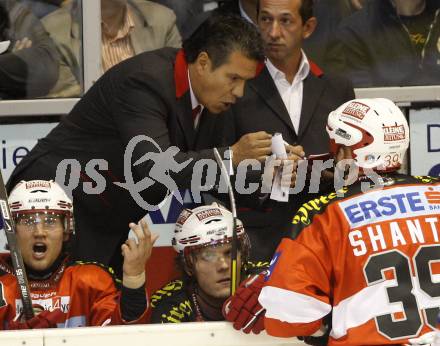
[219, 64, 355, 264]
[7, 47, 226, 272]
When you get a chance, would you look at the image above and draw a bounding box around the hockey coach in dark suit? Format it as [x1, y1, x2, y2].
[7, 14, 266, 274]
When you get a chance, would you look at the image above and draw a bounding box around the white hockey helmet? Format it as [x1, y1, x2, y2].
[172, 203, 248, 259]
[8, 180, 74, 235]
[326, 98, 409, 172]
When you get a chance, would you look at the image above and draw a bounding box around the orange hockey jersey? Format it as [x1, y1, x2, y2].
[0, 256, 149, 328]
[259, 175, 440, 345]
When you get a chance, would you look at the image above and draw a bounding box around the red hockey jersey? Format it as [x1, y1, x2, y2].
[260, 175, 440, 345]
[0, 256, 149, 328]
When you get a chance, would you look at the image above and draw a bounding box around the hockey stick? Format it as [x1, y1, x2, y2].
[0, 172, 34, 320]
[213, 148, 238, 296]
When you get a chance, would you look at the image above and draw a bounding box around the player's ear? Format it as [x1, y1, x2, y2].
[195, 51, 211, 74]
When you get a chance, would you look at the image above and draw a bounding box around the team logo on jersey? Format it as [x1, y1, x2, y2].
[265, 252, 281, 282]
[15, 296, 70, 314]
[342, 101, 370, 120]
[383, 125, 406, 142]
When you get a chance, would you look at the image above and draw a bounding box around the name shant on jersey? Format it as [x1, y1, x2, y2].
[348, 216, 439, 256]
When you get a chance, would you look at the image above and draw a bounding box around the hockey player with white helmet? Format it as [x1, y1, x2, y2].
[326, 97, 410, 172]
[224, 98, 440, 345]
[151, 202, 250, 323]
[0, 180, 157, 329]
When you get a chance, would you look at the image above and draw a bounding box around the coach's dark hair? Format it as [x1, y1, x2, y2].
[183, 13, 264, 69]
[257, 0, 314, 23]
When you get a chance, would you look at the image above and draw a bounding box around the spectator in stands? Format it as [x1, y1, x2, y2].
[151, 203, 249, 323]
[304, 0, 365, 71]
[334, 0, 440, 87]
[216, 0, 354, 270]
[151, 0, 207, 39]
[42, 0, 182, 97]
[1, 180, 157, 329]
[19, 0, 67, 18]
[224, 98, 440, 346]
[0, 0, 59, 99]
[163, 0, 259, 40]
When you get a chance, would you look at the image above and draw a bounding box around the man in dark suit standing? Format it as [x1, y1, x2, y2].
[7, 14, 267, 274]
[220, 0, 355, 269]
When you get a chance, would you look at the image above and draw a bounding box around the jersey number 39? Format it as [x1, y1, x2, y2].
[364, 245, 440, 340]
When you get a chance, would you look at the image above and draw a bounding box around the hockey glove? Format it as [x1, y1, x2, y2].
[222, 272, 266, 334]
[8, 308, 64, 330]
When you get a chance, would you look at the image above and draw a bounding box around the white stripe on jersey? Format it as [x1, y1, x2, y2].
[331, 274, 440, 339]
[259, 286, 331, 323]
[331, 278, 401, 339]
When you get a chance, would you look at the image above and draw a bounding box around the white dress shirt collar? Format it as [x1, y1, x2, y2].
[264, 51, 310, 134]
[266, 50, 310, 85]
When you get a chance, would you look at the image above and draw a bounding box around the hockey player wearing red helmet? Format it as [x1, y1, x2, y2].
[224, 98, 440, 345]
[151, 202, 250, 323]
[0, 180, 158, 329]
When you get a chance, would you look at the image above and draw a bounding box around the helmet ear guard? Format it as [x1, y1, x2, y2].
[326, 98, 409, 173]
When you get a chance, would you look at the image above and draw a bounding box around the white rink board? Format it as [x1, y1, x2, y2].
[0, 322, 303, 346]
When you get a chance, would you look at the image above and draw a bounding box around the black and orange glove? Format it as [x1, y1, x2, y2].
[222, 272, 266, 334]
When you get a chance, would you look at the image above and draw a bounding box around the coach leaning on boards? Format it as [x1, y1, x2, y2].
[7, 14, 265, 274]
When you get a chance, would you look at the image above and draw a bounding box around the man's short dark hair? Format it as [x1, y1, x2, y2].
[299, 0, 314, 22]
[257, 0, 314, 23]
[183, 13, 264, 69]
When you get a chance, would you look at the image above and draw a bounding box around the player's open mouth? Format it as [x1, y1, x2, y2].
[33, 243, 47, 258]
